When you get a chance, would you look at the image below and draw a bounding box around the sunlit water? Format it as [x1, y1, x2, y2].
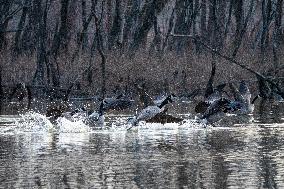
[0, 101, 284, 188]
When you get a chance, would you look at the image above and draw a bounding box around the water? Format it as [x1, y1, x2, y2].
[0, 101, 284, 188]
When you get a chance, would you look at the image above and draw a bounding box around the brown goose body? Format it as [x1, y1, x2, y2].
[146, 113, 183, 124]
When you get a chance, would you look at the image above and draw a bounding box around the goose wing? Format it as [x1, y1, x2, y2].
[136, 106, 163, 122]
[205, 91, 223, 104]
[239, 81, 251, 103]
[229, 83, 246, 103]
[201, 98, 231, 119]
[135, 84, 155, 107]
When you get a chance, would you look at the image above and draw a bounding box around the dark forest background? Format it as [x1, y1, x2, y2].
[0, 0, 284, 99]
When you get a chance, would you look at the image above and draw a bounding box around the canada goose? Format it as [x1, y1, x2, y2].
[69, 107, 87, 116]
[134, 83, 183, 124]
[198, 97, 240, 124]
[197, 81, 257, 125]
[195, 83, 227, 114]
[59, 94, 132, 125]
[229, 81, 257, 114]
[128, 94, 176, 128]
[273, 92, 284, 102]
[61, 107, 89, 122]
[54, 104, 104, 127]
[87, 101, 105, 126]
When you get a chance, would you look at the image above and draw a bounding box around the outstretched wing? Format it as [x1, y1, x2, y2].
[229, 83, 246, 103]
[136, 106, 163, 121]
[201, 98, 231, 119]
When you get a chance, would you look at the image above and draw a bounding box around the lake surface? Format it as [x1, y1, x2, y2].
[0, 100, 284, 188]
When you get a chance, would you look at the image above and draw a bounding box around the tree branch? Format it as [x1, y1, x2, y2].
[170, 33, 265, 79]
[170, 33, 284, 97]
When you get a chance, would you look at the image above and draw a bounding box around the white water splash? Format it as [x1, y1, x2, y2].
[13, 112, 54, 133]
[4, 111, 213, 136]
[56, 117, 92, 133]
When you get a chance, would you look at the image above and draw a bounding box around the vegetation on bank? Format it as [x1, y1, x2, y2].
[0, 0, 283, 101]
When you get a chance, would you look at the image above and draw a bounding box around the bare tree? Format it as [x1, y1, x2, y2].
[108, 0, 126, 49]
[0, 1, 21, 49]
[33, 0, 48, 87]
[52, 0, 70, 55]
[272, 0, 283, 73]
[231, 0, 254, 57]
[130, 0, 170, 53]
[14, 0, 29, 54]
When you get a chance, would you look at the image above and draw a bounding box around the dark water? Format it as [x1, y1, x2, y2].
[0, 101, 284, 188]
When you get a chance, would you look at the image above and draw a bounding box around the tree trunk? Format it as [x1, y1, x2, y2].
[81, 0, 88, 50]
[52, 0, 70, 56]
[224, 0, 233, 40]
[0, 66, 2, 114]
[33, 0, 46, 86]
[94, 2, 107, 98]
[0, 1, 13, 49]
[162, 6, 175, 54]
[123, 0, 141, 50]
[14, 0, 29, 54]
[272, 0, 283, 74]
[173, 0, 193, 54]
[231, 0, 254, 57]
[149, 10, 162, 56]
[108, 0, 126, 49]
[130, 0, 170, 53]
[200, 0, 207, 40]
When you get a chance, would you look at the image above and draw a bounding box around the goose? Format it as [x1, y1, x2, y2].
[128, 94, 176, 127]
[134, 83, 183, 124]
[56, 105, 105, 127]
[198, 97, 240, 124]
[70, 107, 88, 116]
[59, 94, 132, 123]
[195, 83, 227, 114]
[86, 101, 105, 126]
[135, 83, 175, 107]
[61, 107, 90, 122]
[205, 83, 227, 104]
[273, 92, 284, 102]
[197, 81, 258, 125]
[229, 81, 258, 114]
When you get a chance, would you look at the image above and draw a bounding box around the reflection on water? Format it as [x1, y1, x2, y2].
[0, 101, 284, 188]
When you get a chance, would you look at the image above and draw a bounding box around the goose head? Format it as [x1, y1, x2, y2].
[158, 94, 176, 109]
